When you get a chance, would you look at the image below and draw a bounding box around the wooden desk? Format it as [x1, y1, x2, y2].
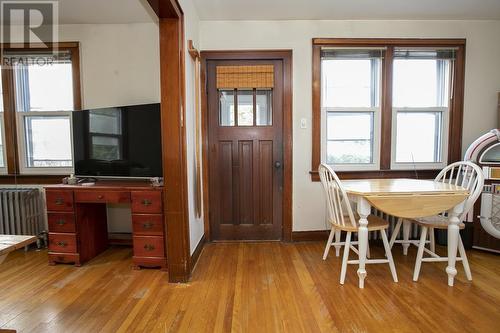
[0, 235, 37, 264]
[342, 178, 469, 288]
[45, 182, 166, 270]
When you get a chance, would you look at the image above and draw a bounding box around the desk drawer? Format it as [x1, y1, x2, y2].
[49, 233, 77, 253]
[133, 236, 165, 257]
[131, 191, 162, 213]
[74, 191, 130, 204]
[46, 190, 74, 212]
[48, 213, 76, 233]
[132, 214, 163, 236]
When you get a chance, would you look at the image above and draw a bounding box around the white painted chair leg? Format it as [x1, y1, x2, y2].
[458, 236, 472, 281]
[380, 230, 398, 282]
[389, 218, 403, 250]
[334, 229, 342, 257]
[340, 232, 352, 285]
[413, 226, 428, 282]
[323, 226, 335, 260]
[402, 220, 411, 255]
[429, 227, 435, 253]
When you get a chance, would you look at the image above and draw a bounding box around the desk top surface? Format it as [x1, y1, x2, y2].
[45, 181, 163, 191]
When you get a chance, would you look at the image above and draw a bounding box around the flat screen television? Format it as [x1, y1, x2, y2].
[72, 103, 162, 179]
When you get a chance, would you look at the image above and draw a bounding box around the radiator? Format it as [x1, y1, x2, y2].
[0, 188, 44, 238]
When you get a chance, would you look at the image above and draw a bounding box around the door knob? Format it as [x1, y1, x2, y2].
[274, 161, 282, 169]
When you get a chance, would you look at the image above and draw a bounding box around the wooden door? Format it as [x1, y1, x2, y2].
[207, 60, 283, 240]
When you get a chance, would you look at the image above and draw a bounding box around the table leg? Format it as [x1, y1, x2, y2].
[357, 197, 370, 289]
[446, 203, 464, 286]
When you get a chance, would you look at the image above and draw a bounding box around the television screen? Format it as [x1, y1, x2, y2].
[72, 103, 162, 178]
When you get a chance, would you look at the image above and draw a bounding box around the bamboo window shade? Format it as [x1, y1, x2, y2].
[216, 65, 274, 89]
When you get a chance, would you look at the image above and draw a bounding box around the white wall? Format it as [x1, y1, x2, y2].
[58, 23, 160, 109]
[179, 0, 205, 255]
[199, 20, 500, 231]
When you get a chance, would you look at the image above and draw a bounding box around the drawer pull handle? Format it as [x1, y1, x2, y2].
[55, 198, 64, 205]
[57, 219, 66, 225]
[98, 195, 104, 199]
[141, 199, 152, 206]
[144, 244, 155, 251]
[142, 222, 153, 229]
[57, 241, 67, 247]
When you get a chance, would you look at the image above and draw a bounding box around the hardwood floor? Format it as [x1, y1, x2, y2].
[0, 242, 499, 332]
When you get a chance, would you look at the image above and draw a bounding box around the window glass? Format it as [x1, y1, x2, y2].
[395, 111, 443, 163]
[322, 58, 380, 108]
[393, 59, 450, 107]
[237, 90, 253, 126]
[12, 55, 74, 112]
[326, 112, 374, 164]
[219, 89, 234, 126]
[24, 116, 72, 167]
[0, 70, 3, 112]
[0, 72, 4, 168]
[0, 121, 4, 168]
[256, 89, 272, 126]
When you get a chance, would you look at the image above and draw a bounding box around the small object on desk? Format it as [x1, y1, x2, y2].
[80, 182, 95, 186]
[67, 174, 78, 185]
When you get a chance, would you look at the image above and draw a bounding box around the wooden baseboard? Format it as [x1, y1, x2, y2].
[292, 230, 329, 242]
[190, 234, 206, 269]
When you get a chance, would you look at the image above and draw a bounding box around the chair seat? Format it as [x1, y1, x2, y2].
[329, 214, 389, 232]
[409, 215, 465, 230]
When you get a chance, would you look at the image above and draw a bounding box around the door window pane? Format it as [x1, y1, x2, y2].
[256, 89, 272, 126]
[393, 59, 450, 107]
[326, 112, 374, 164]
[322, 58, 380, 108]
[219, 89, 234, 126]
[237, 90, 253, 126]
[24, 116, 72, 167]
[395, 111, 443, 163]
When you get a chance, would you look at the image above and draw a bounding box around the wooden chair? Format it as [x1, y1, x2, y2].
[319, 164, 398, 284]
[389, 161, 484, 282]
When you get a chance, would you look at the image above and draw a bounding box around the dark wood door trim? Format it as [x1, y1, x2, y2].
[147, 0, 191, 283]
[201, 50, 293, 242]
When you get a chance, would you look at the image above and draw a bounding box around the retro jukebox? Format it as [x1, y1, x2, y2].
[464, 128, 500, 252]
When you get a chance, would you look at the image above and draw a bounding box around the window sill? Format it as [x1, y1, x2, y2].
[309, 169, 440, 182]
[0, 174, 65, 185]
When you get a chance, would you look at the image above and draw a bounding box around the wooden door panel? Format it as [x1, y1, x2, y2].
[239, 140, 254, 225]
[219, 141, 234, 225]
[208, 59, 283, 240]
[259, 140, 273, 225]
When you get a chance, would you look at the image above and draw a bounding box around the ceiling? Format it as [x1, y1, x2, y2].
[6, 0, 500, 24]
[192, 0, 500, 21]
[53, 0, 155, 24]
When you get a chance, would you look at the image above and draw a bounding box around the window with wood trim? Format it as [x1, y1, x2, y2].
[311, 38, 465, 180]
[0, 43, 81, 176]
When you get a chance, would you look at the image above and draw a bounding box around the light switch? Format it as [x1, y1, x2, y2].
[300, 118, 307, 129]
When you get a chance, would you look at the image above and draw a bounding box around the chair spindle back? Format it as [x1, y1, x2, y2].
[435, 161, 485, 221]
[318, 163, 357, 229]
